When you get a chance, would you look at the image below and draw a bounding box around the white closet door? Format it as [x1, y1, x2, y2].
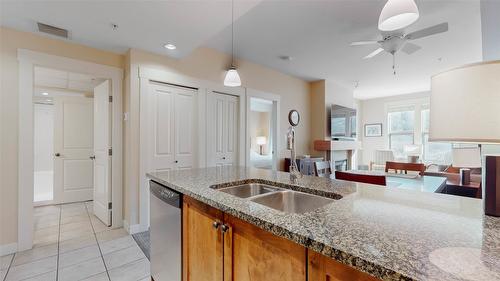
[224, 95, 239, 166]
[54, 96, 94, 204]
[174, 89, 196, 170]
[148, 83, 197, 173]
[207, 92, 239, 167]
[93, 80, 112, 226]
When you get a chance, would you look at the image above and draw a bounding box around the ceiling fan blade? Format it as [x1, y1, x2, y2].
[405, 23, 449, 40]
[363, 48, 384, 59]
[350, 41, 379, 46]
[402, 42, 422, 55]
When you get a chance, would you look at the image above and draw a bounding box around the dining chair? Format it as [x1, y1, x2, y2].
[370, 150, 394, 171]
[385, 161, 426, 176]
[334, 171, 387, 186]
[314, 161, 332, 178]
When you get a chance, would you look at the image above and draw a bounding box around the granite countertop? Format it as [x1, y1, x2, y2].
[147, 167, 500, 281]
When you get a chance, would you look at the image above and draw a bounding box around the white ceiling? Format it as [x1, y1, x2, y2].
[1, 0, 262, 58]
[206, 0, 483, 99]
[2, 0, 484, 99]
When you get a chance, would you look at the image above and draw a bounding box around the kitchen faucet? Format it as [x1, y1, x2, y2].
[287, 109, 302, 182]
[287, 126, 302, 182]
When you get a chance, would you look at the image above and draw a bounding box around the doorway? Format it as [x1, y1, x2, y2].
[249, 98, 273, 169]
[18, 49, 123, 251]
[32, 67, 112, 226]
[246, 90, 280, 171]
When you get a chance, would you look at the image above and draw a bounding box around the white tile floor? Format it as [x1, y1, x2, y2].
[1, 202, 150, 281]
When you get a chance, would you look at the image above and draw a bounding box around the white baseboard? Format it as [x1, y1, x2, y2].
[0, 243, 18, 256]
[123, 220, 148, 235]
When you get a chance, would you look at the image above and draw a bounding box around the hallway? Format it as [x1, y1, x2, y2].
[1, 202, 149, 281]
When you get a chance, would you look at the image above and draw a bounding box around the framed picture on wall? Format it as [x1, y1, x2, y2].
[364, 123, 382, 137]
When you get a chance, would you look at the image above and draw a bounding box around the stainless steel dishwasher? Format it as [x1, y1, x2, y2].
[150, 180, 182, 281]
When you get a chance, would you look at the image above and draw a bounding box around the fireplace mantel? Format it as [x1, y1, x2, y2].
[314, 140, 361, 151]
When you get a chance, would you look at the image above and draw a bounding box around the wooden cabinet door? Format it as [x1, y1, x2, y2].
[223, 214, 306, 281]
[308, 250, 380, 281]
[183, 197, 223, 281]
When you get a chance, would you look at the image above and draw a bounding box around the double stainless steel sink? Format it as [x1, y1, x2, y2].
[216, 183, 334, 214]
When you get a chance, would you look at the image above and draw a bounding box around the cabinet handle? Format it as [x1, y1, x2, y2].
[221, 224, 229, 233]
[212, 221, 220, 229]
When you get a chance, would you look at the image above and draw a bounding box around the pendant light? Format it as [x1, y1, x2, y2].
[378, 0, 419, 31]
[224, 0, 241, 87]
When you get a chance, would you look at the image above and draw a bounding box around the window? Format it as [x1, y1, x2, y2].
[421, 109, 452, 164]
[388, 109, 414, 158]
[350, 116, 357, 138]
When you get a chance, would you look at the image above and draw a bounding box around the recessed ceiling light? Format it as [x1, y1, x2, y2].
[164, 43, 176, 50]
[42, 92, 49, 96]
[279, 55, 294, 61]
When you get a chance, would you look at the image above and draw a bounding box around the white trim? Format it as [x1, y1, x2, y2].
[137, 66, 247, 230]
[0, 243, 18, 256]
[123, 220, 147, 235]
[17, 49, 123, 251]
[245, 88, 281, 170]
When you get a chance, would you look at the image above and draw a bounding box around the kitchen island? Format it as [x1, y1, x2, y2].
[147, 167, 500, 281]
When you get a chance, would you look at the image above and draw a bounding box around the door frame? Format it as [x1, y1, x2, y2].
[137, 67, 246, 232]
[17, 49, 123, 251]
[246, 89, 281, 171]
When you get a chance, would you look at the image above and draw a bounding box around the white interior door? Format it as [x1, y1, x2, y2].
[54, 96, 94, 204]
[93, 80, 112, 226]
[207, 92, 239, 167]
[148, 82, 197, 172]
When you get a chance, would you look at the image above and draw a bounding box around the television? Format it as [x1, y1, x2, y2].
[330, 104, 356, 140]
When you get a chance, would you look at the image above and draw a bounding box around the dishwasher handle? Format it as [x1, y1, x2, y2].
[150, 180, 182, 208]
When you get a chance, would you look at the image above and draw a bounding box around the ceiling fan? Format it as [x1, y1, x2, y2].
[350, 22, 449, 74]
[351, 0, 449, 74]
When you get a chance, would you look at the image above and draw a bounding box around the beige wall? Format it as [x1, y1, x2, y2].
[125, 48, 311, 226]
[358, 91, 430, 166]
[309, 80, 327, 150]
[0, 27, 124, 246]
[309, 80, 356, 157]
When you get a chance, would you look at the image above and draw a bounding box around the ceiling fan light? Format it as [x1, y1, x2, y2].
[224, 67, 241, 87]
[378, 0, 419, 31]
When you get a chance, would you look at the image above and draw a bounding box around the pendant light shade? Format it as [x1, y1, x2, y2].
[224, 67, 241, 87]
[224, 0, 242, 87]
[378, 0, 419, 31]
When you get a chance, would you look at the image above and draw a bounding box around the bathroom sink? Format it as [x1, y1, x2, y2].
[250, 190, 334, 214]
[217, 183, 281, 199]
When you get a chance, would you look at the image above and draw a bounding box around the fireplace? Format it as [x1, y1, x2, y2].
[313, 140, 361, 171]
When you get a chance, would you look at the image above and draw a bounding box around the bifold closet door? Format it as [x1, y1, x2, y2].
[147, 82, 197, 173]
[207, 92, 239, 167]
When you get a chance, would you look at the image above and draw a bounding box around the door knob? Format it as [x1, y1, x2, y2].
[222, 157, 226, 160]
[212, 221, 220, 229]
[54, 153, 61, 157]
[174, 160, 179, 163]
[89, 156, 96, 160]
